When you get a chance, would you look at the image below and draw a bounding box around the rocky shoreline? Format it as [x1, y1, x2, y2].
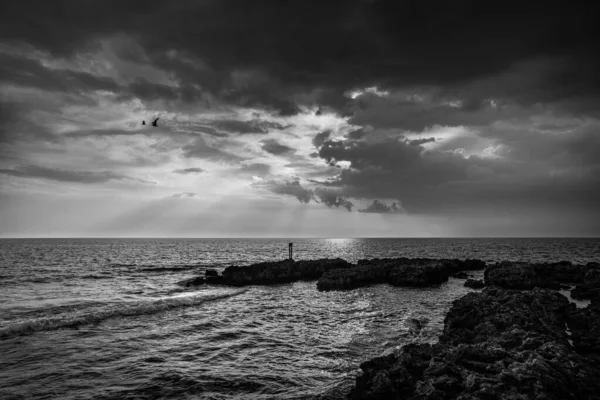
[179, 257, 600, 398]
[179, 257, 486, 290]
[346, 260, 600, 400]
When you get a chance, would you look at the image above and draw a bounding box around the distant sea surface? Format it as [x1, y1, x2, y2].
[1, 238, 599, 399]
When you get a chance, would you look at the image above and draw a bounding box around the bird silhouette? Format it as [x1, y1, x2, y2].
[142, 121, 146, 125]
[151, 118, 160, 127]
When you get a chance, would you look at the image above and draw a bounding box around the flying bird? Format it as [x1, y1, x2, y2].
[152, 118, 160, 127]
[142, 121, 146, 125]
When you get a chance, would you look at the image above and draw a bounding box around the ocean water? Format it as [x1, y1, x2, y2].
[0, 238, 599, 399]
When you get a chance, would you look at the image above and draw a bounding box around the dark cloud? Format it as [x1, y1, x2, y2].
[2, 0, 598, 115]
[261, 139, 295, 155]
[253, 179, 314, 203]
[0, 165, 153, 184]
[359, 199, 403, 214]
[346, 129, 366, 140]
[0, 52, 121, 95]
[173, 167, 204, 174]
[312, 130, 331, 147]
[408, 137, 436, 146]
[314, 187, 354, 211]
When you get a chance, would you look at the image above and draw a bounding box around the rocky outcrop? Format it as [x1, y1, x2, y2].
[197, 257, 486, 288]
[317, 262, 449, 291]
[484, 261, 593, 290]
[349, 286, 600, 399]
[356, 258, 486, 274]
[464, 278, 485, 289]
[571, 268, 600, 300]
[567, 296, 600, 358]
[214, 258, 353, 286]
[452, 272, 469, 279]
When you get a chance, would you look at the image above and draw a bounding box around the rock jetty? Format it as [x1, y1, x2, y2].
[219, 258, 353, 286]
[348, 286, 600, 399]
[484, 260, 596, 290]
[317, 258, 486, 291]
[317, 262, 449, 291]
[181, 257, 486, 289]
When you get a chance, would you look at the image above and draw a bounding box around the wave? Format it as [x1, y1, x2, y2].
[0, 288, 248, 339]
[81, 274, 113, 280]
[138, 265, 206, 272]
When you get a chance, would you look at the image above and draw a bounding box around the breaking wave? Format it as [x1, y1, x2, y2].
[0, 288, 248, 339]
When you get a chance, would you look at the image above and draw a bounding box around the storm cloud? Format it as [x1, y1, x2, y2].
[1, 0, 599, 236]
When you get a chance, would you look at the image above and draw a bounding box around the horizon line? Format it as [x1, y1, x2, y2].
[1, 236, 599, 240]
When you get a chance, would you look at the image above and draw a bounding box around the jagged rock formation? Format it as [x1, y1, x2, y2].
[464, 278, 485, 289]
[316, 258, 486, 291]
[484, 260, 594, 290]
[195, 257, 486, 288]
[348, 286, 600, 399]
[217, 258, 353, 286]
[317, 262, 449, 291]
[571, 268, 600, 300]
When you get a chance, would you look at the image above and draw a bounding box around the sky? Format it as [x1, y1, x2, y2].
[0, 0, 599, 238]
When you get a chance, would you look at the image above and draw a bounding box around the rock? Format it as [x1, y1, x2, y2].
[464, 279, 485, 289]
[567, 300, 600, 357]
[484, 261, 592, 290]
[452, 271, 469, 279]
[585, 269, 600, 285]
[348, 287, 600, 399]
[205, 275, 225, 285]
[571, 284, 600, 300]
[177, 276, 205, 287]
[569, 269, 600, 300]
[205, 269, 218, 277]
[317, 262, 449, 291]
[215, 258, 353, 286]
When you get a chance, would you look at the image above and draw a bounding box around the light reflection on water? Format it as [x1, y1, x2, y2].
[0, 238, 598, 399]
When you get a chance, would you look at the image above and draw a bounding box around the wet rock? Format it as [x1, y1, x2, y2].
[205, 275, 225, 285]
[569, 269, 600, 301]
[464, 279, 485, 289]
[484, 261, 592, 290]
[567, 299, 600, 357]
[349, 287, 600, 400]
[216, 258, 353, 286]
[205, 269, 218, 277]
[317, 262, 449, 291]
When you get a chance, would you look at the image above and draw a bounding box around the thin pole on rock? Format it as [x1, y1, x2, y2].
[289, 242, 293, 260]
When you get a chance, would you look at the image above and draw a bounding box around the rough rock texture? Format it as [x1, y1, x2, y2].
[349, 287, 600, 400]
[317, 262, 449, 291]
[315, 258, 486, 292]
[199, 258, 486, 288]
[571, 268, 600, 300]
[464, 279, 485, 289]
[214, 258, 353, 286]
[356, 258, 486, 274]
[452, 272, 469, 279]
[567, 296, 600, 359]
[205, 269, 218, 277]
[484, 261, 593, 290]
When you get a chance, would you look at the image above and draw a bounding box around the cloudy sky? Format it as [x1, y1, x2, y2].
[1, 0, 599, 237]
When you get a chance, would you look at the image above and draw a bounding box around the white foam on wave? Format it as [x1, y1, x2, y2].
[0, 288, 248, 339]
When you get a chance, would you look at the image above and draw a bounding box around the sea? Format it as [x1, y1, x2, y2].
[1, 238, 599, 400]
